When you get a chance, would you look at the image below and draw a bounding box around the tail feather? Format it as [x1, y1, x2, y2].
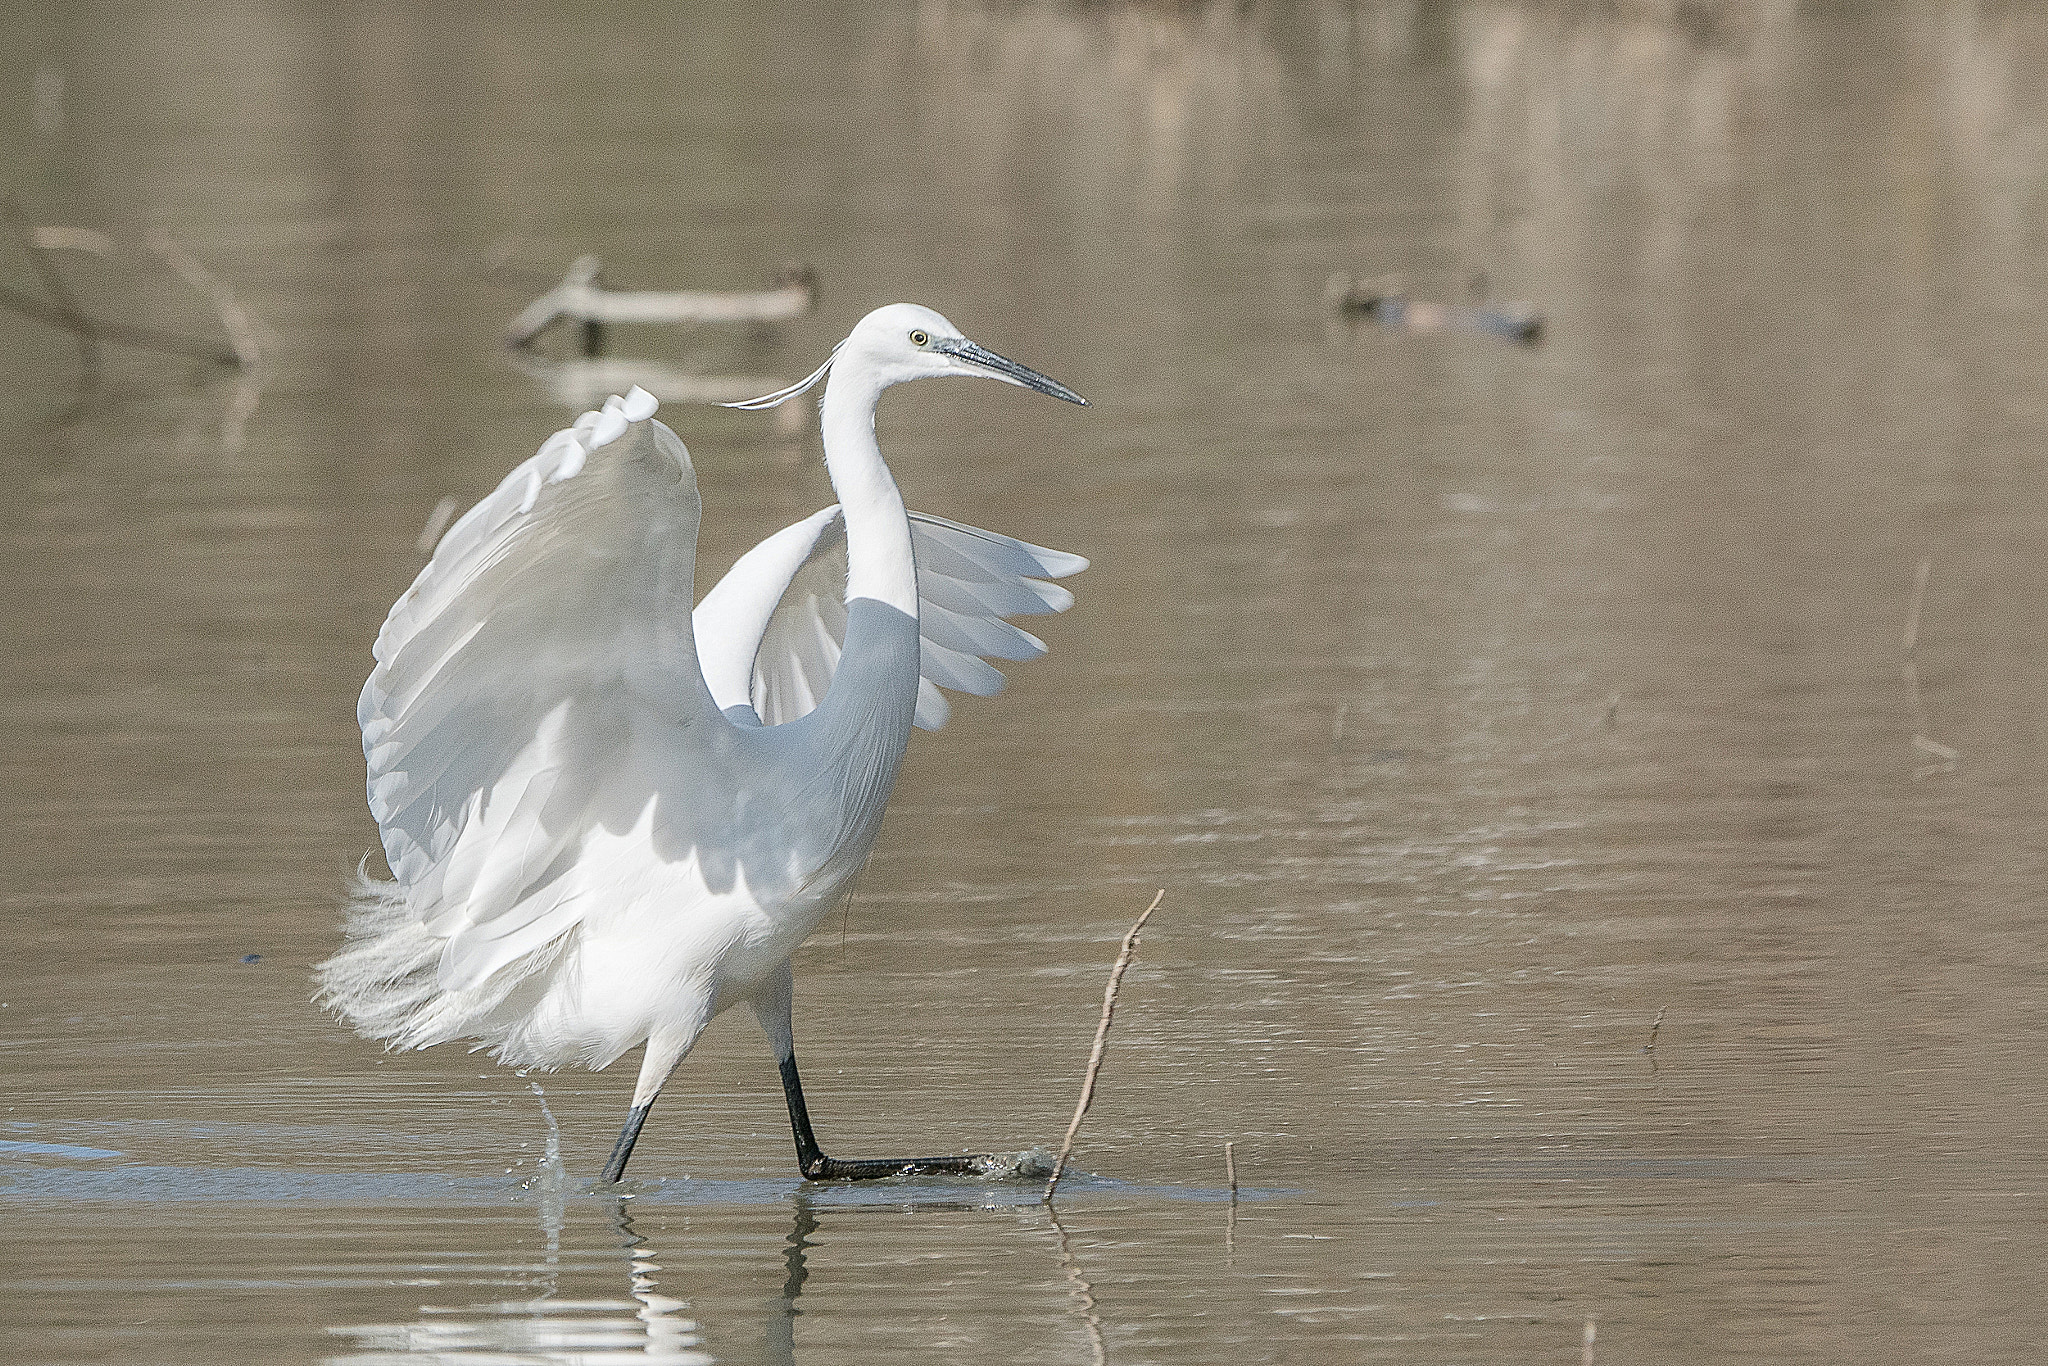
[314, 865, 569, 1063]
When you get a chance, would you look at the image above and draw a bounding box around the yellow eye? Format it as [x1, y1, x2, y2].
[909, 329, 929, 347]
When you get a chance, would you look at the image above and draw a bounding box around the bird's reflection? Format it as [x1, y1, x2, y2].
[322, 1190, 842, 1366]
[609, 1200, 712, 1365]
[323, 1194, 719, 1365]
[321, 1180, 1121, 1366]
[762, 1196, 819, 1366]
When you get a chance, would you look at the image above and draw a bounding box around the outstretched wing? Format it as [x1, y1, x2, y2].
[359, 389, 722, 990]
[694, 509, 1086, 731]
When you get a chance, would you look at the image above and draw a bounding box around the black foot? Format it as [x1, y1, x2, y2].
[775, 1051, 998, 1181]
[799, 1151, 995, 1181]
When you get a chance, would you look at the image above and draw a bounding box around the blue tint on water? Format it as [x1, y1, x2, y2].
[0, 1138, 126, 1160]
[0, 1159, 1278, 1207]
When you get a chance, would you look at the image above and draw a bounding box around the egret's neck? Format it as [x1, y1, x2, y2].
[819, 370, 917, 617]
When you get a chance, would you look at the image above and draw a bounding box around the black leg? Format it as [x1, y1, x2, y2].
[776, 1052, 990, 1180]
[600, 1101, 653, 1184]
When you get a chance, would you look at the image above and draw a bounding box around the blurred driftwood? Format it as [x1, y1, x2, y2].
[147, 229, 262, 374]
[0, 203, 246, 370]
[0, 279, 240, 366]
[506, 255, 818, 353]
[146, 229, 266, 452]
[6, 198, 100, 380]
[416, 495, 460, 554]
[31, 225, 114, 256]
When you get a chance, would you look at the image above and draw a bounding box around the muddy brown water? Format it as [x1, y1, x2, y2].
[5, 4, 2048, 1362]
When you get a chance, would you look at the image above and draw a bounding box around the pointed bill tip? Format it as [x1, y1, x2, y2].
[939, 336, 1088, 407]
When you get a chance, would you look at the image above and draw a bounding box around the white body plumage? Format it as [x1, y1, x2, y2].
[318, 306, 1088, 1164]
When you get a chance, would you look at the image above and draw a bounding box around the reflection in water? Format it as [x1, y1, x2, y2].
[910, 0, 1295, 215]
[1045, 1205, 1106, 1366]
[326, 1197, 713, 1366]
[505, 351, 808, 435]
[762, 1198, 817, 1366]
[0, 211, 261, 444]
[614, 1204, 715, 1366]
[319, 1189, 1111, 1366]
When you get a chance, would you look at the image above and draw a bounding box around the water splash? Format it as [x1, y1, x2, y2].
[525, 1080, 570, 1276]
[522, 1080, 567, 1195]
[973, 1146, 1057, 1179]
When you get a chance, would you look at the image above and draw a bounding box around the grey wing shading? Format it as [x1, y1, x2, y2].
[693, 509, 1087, 731]
[358, 397, 721, 990]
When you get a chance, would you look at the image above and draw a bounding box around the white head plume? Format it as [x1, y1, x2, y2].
[722, 343, 843, 410]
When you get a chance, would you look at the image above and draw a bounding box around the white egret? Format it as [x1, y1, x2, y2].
[318, 304, 1088, 1183]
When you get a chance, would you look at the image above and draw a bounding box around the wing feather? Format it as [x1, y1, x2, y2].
[694, 509, 1085, 732]
[358, 393, 722, 990]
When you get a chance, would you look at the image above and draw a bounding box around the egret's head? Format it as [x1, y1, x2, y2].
[842, 304, 1087, 404]
[725, 303, 1087, 411]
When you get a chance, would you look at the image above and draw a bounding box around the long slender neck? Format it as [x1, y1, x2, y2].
[818, 368, 917, 617]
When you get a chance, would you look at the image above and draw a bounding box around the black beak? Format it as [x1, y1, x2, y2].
[933, 336, 1089, 405]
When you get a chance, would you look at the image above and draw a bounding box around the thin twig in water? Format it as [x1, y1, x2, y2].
[1902, 557, 1931, 654]
[1224, 1140, 1239, 1256]
[505, 254, 818, 348]
[1044, 888, 1164, 1204]
[1583, 1317, 1597, 1366]
[1641, 1006, 1666, 1055]
[0, 206, 241, 367]
[1898, 557, 1959, 777]
[1047, 1204, 1107, 1366]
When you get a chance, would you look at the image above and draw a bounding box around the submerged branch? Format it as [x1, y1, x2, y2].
[146, 228, 263, 373]
[5, 197, 100, 382]
[0, 208, 244, 369]
[1899, 556, 1959, 777]
[0, 280, 237, 364]
[146, 228, 266, 452]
